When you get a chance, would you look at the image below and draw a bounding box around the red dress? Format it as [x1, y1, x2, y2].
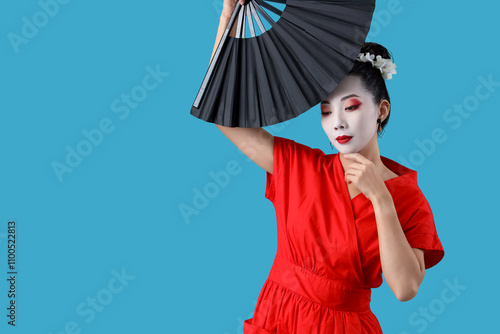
[243, 136, 445, 334]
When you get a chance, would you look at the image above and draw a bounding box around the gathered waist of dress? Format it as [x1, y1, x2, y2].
[268, 256, 372, 312]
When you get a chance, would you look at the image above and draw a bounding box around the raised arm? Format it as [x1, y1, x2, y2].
[211, 1, 274, 174]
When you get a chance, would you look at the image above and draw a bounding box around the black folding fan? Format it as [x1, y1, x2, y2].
[190, 0, 376, 128]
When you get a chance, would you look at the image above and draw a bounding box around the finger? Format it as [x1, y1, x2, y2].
[345, 169, 360, 177]
[345, 162, 365, 172]
[344, 169, 360, 180]
[345, 174, 357, 185]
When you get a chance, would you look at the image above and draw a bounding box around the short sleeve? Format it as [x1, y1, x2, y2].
[402, 192, 445, 270]
[264, 136, 287, 202]
[265, 136, 322, 203]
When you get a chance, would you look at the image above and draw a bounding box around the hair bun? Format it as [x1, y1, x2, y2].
[358, 42, 393, 62]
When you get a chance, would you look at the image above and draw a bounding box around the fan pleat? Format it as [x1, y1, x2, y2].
[222, 39, 240, 125]
[241, 40, 253, 127]
[282, 11, 366, 61]
[249, 37, 277, 127]
[269, 21, 335, 103]
[260, 32, 311, 122]
[241, 40, 258, 127]
[277, 12, 360, 79]
[276, 18, 350, 87]
[288, 0, 374, 26]
[258, 34, 289, 123]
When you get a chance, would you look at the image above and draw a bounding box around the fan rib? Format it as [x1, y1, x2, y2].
[255, 0, 282, 17]
[236, 6, 244, 38]
[246, 5, 256, 37]
[252, 0, 276, 27]
[249, 1, 266, 34]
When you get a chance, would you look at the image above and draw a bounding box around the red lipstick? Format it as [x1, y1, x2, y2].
[336, 135, 352, 144]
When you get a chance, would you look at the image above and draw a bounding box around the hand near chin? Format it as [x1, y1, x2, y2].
[343, 153, 389, 202]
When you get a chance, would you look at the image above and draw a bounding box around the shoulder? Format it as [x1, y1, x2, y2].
[274, 136, 326, 158]
[387, 171, 433, 224]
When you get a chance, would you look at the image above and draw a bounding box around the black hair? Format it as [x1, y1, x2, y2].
[347, 42, 394, 136]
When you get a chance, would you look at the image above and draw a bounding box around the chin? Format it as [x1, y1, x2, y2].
[334, 147, 354, 154]
[333, 143, 361, 154]
[339, 149, 358, 154]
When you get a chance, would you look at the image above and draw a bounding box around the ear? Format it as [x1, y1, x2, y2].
[378, 99, 390, 122]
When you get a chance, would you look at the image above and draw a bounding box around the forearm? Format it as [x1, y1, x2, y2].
[210, 15, 238, 63]
[371, 192, 424, 301]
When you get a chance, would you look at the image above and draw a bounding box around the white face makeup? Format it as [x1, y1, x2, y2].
[320, 75, 380, 154]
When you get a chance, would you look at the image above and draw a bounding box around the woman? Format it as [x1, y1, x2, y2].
[213, 1, 445, 333]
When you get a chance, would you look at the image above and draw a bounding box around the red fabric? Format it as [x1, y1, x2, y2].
[244, 136, 445, 334]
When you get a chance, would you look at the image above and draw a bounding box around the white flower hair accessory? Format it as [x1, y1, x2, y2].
[356, 52, 397, 80]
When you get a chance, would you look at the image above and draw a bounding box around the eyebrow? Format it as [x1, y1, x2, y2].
[321, 94, 360, 105]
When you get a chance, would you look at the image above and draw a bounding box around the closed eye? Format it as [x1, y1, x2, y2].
[346, 103, 361, 111]
[321, 103, 361, 115]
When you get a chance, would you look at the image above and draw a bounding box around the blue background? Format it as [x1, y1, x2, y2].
[0, 0, 497, 333]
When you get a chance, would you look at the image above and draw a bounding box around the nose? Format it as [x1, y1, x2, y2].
[332, 112, 347, 130]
